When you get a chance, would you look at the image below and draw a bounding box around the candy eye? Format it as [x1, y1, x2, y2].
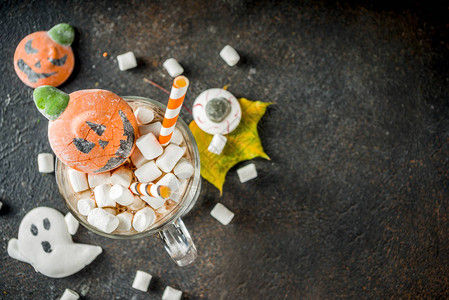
[43, 218, 51, 230]
[25, 39, 38, 54]
[30, 224, 38, 236]
[73, 138, 95, 154]
[48, 54, 67, 66]
[86, 121, 106, 136]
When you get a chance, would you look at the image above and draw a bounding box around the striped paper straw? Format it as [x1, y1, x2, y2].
[159, 75, 189, 145]
[130, 182, 172, 199]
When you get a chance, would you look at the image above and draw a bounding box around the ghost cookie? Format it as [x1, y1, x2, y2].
[192, 88, 242, 155]
[7, 207, 102, 278]
[33, 86, 138, 173]
[14, 23, 75, 88]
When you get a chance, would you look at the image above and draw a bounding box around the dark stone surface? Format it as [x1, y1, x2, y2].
[1, 0, 449, 299]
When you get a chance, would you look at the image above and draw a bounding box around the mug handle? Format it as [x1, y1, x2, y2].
[159, 218, 197, 266]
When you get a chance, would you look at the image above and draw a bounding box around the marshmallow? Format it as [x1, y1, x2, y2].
[117, 51, 137, 71]
[103, 208, 117, 215]
[156, 173, 181, 193]
[174, 158, 194, 179]
[87, 208, 119, 233]
[78, 189, 92, 199]
[208, 134, 227, 155]
[68, 168, 89, 192]
[134, 161, 162, 183]
[211, 203, 234, 225]
[130, 147, 150, 168]
[136, 133, 163, 160]
[94, 184, 116, 207]
[77, 198, 96, 216]
[128, 196, 146, 211]
[132, 270, 153, 292]
[170, 179, 187, 203]
[237, 163, 258, 183]
[170, 128, 183, 145]
[220, 45, 240, 67]
[64, 213, 79, 235]
[60, 288, 79, 300]
[139, 121, 162, 137]
[162, 286, 183, 300]
[88, 172, 111, 188]
[134, 107, 155, 125]
[116, 212, 133, 231]
[37, 153, 54, 173]
[163, 58, 184, 78]
[156, 144, 184, 173]
[141, 196, 165, 210]
[110, 166, 133, 187]
[132, 207, 156, 232]
[109, 184, 134, 206]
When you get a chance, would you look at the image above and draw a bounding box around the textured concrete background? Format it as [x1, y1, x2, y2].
[1, 0, 449, 299]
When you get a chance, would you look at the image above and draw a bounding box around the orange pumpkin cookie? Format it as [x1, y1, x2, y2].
[14, 23, 75, 88]
[33, 86, 138, 173]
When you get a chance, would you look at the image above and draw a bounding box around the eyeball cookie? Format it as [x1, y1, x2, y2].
[192, 88, 241, 135]
[33, 86, 138, 173]
[14, 23, 75, 88]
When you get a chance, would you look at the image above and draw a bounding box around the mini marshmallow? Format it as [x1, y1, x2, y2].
[116, 212, 133, 231]
[211, 203, 234, 225]
[156, 144, 184, 173]
[139, 121, 162, 137]
[163, 58, 184, 77]
[220, 45, 240, 67]
[94, 184, 116, 208]
[68, 168, 89, 192]
[134, 161, 162, 183]
[78, 189, 92, 199]
[156, 173, 181, 193]
[237, 163, 258, 183]
[87, 208, 119, 233]
[110, 166, 132, 187]
[117, 51, 137, 71]
[60, 288, 79, 300]
[134, 107, 155, 125]
[103, 208, 117, 215]
[132, 270, 153, 292]
[64, 213, 79, 235]
[88, 172, 111, 188]
[132, 207, 156, 232]
[174, 158, 194, 179]
[170, 128, 183, 145]
[162, 286, 183, 300]
[156, 204, 171, 215]
[170, 179, 187, 203]
[109, 184, 134, 206]
[136, 132, 163, 160]
[37, 153, 54, 173]
[130, 147, 150, 168]
[208, 134, 227, 155]
[128, 196, 146, 211]
[141, 195, 165, 210]
[77, 198, 96, 216]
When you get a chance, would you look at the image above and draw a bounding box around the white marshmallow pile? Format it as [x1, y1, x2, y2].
[37, 153, 54, 173]
[163, 58, 184, 77]
[208, 134, 227, 155]
[59, 288, 79, 300]
[117, 51, 137, 71]
[64, 213, 79, 235]
[237, 163, 258, 183]
[210, 203, 234, 225]
[132, 270, 153, 292]
[220, 45, 240, 67]
[68, 105, 195, 234]
[162, 286, 183, 300]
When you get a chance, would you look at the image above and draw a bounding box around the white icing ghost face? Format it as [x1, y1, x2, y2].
[7, 207, 102, 278]
[193, 88, 242, 135]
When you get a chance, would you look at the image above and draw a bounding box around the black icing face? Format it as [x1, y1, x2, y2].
[29, 218, 53, 253]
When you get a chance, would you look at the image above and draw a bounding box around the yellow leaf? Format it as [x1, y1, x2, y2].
[189, 98, 271, 194]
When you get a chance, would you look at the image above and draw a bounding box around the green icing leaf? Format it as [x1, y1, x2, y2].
[33, 86, 69, 121]
[48, 23, 74, 46]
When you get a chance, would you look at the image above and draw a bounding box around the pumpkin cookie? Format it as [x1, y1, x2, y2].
[14, 23, 75, 88]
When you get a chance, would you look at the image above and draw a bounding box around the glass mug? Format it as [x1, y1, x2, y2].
[55, 96, 201, 266]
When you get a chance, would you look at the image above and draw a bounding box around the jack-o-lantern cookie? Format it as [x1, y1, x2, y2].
[14, 23, 75, 88]
[33, 86, 138, 173]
